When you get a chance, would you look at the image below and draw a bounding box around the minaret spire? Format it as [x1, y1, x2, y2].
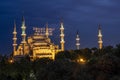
[21, 16, 27, 55]
[45, 22, 49, 38]
[21, 16, 26, 44]
[98, 24, 103, 49]
[76, 31, 80, 50]
[60, 21, 65, 51]
[13, 20, 17, 55]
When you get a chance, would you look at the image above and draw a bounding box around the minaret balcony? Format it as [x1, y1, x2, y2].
[60, 34, 64, 37]
[76, 43, 80, 45]
[60, 27, 64, 30]
[60, 41, 65, 43]
[13, 38, 17, 40]
[98, 41, 103, 43]
[21, 34, 26, 36]
[76, 38, 80, 40]
[13, 32, 17, 34]
[13, 44, 17, 46]
[21, 26, 26, 29]
[21, 41, 26, 44]
[98, 34, 102, 37]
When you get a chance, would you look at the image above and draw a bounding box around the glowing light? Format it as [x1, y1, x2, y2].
[9, 59, 14, 63]
[79, 58, 86, 63]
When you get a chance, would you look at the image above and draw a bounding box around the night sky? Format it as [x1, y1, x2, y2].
[0, 0, 120, 54]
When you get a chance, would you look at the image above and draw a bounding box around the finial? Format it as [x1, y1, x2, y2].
[22, 11, 25, 22]
[76, 30, 79, 35]
[22, 16, 25, 22]
[46, 22, 48, 28]
[60, 17, 63, 23]
[14, 20, 16, 31]
[98, 24, 101, 30]
[14, 20, 16, 27]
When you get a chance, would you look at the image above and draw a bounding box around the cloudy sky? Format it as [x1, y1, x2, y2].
[0, 0, 120, 54]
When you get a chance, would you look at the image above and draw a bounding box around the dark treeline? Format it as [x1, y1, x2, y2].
[0, 44, 120, 80]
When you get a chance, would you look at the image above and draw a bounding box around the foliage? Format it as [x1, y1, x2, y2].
[0, 44, 120, 80]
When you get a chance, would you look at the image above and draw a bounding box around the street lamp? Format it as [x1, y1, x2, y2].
[79, 58, 86, 63]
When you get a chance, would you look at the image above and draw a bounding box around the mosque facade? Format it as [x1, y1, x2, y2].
[12, 17, 65, 60]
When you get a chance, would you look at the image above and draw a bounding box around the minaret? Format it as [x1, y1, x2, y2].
[60, 21, 65, 51]
[21, 16, 26, 44]
[45, 23, 49, 38]
[76, 31, 80, 50]
[98, 24, 103, 49]
[13, 20, 17, 56]
[21, 16, 27, 54]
